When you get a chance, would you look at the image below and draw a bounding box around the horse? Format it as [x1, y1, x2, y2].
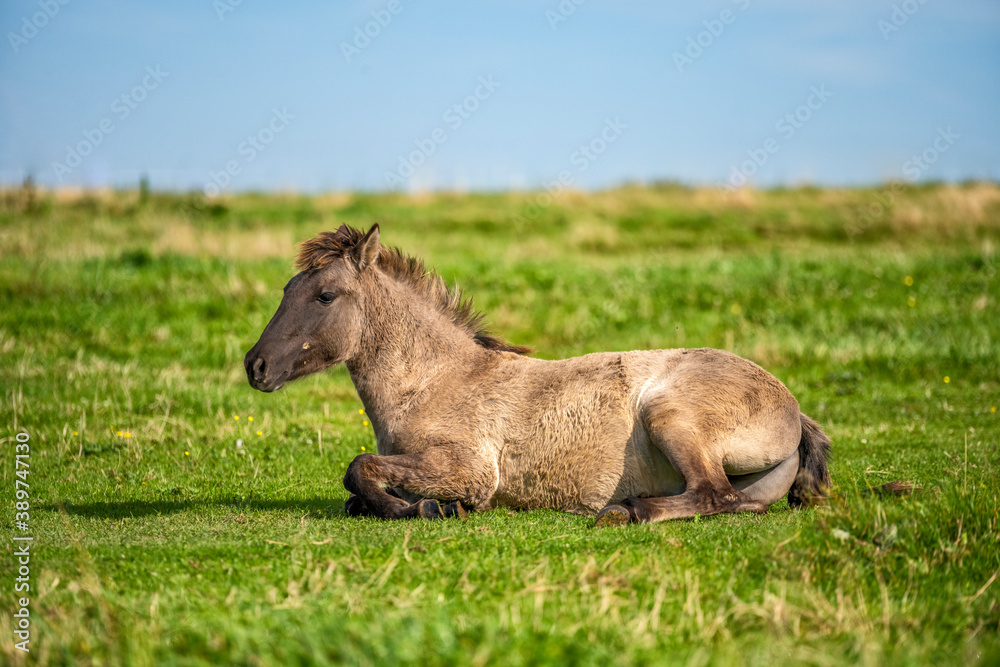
[244, 224, 834, 526]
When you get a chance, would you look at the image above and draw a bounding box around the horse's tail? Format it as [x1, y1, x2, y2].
[787, 412, 832, 508]
[787, 413, 918, 508]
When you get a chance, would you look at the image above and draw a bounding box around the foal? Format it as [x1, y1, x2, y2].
[245, 225, 831, 525]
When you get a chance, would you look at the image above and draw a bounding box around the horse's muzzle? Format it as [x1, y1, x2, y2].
[244, 351, 287, 392]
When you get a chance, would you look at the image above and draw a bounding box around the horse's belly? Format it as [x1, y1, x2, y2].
[492, 425, 684, 515]
[489, 351, 689, 514]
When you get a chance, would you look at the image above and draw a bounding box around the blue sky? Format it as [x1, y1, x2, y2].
[1, 0, 997, 194]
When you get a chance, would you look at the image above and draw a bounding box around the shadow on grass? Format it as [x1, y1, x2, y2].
[43, 497, 348, 520]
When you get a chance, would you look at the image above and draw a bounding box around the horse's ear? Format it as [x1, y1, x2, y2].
[354, 224, 380, 271]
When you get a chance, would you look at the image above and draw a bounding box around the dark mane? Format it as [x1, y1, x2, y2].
[296, 226, 532, 355]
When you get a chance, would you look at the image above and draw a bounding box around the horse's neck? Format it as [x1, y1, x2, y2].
[345, 280, 481, 436]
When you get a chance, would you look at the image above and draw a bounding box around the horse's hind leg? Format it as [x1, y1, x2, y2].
[596, 414, 769, 526]
[596, 477, 769, 526]
[601, 452, 798, 525]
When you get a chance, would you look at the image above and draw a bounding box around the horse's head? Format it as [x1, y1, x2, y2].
[244, 225, 381, 392]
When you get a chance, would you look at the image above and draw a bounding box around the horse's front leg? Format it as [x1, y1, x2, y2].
[343, 449, 491, 520]
[344, 493, 374, 517]
[343, 488, 429, 518]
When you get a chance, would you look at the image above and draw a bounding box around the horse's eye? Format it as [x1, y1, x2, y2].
[317, 292, 336, 305]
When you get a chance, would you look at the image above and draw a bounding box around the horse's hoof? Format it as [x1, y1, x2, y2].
[595, 504, 632, 527]
[345, 494, 371, 518]
[443, 501, 468, 519]
[416, 499, 445, 519]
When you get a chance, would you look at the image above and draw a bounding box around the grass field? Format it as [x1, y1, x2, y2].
[2, 182, 999, 666]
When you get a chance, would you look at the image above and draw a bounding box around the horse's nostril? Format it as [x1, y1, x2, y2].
[252, 357, 266, 382]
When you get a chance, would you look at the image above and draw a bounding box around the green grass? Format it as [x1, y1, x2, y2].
[1, 183, 999, 666]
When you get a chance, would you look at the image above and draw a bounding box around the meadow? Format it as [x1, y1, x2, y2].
[1, 182, 998, 665]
